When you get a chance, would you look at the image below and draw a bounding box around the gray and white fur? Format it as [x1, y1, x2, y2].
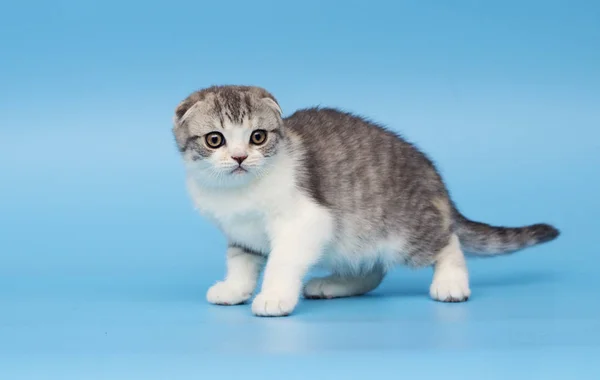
[172, 85, 559, 317]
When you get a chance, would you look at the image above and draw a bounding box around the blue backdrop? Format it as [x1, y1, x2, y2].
[1, 1, 599, 379]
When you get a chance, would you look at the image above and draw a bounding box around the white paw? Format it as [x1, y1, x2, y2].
[303, 278, 341, 299]
[206, 281, 252, 305]
[251, 291, 298, 317]
[430, 275, 471, 303]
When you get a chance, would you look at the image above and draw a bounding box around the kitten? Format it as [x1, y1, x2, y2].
[172, 85, 559, 317]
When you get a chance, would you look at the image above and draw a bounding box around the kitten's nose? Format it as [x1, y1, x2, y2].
[232, 155, 248, 164]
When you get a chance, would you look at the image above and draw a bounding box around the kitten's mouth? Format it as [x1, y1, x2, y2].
[231, 167, 248, 174]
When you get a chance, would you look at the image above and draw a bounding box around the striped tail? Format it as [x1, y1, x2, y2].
[453, 212, 560, 256]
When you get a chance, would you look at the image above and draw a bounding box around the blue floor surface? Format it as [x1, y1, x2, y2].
[1, 1, 600, 379]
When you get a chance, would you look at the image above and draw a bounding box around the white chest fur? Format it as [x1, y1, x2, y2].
[208, 206, 270, 253]
[186, 183, 271, 254]
[185, 156, 302, 255]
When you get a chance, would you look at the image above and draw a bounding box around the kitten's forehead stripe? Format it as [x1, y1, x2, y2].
[175, 85, 281, 125]
[244, 94, 253, 116]
[212, 96, 225, 128]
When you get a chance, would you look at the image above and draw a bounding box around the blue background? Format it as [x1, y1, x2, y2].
[1, 0, 599, 378]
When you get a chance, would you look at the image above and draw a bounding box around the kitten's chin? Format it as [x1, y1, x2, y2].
[230, 167, 248, 175]
[187, 167, 257, 189]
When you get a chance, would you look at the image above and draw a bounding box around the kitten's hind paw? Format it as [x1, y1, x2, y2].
[303, 278, 339, 299]
[429, 277, 471, 302]
[303, 271, 385, 299]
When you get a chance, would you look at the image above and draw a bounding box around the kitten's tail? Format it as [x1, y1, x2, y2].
[453, 211, 560, 256]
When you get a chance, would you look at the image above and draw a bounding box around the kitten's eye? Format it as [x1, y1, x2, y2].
[205, 132, 224, 148]
[250, 130, 267, 145]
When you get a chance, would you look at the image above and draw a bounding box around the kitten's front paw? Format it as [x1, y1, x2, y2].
[430, 276, 471, 303]
[206, 281, 252, 306]
[251, 291, 298, 317]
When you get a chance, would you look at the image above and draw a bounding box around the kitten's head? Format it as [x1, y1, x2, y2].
[173, 85, 285, 187]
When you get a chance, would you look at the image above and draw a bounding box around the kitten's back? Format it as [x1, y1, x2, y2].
[285, 107, 448, 212]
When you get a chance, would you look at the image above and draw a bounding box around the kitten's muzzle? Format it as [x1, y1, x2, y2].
[232, 155, 248, 164]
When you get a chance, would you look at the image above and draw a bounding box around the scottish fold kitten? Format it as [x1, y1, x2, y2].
[172, 85, 559, 317]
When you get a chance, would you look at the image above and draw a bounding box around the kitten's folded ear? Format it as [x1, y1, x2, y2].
[262, 97, 283, 117]
[172, 94, 203, 151]
[174, 101, 189, 121]
[173, 96, 199, 125]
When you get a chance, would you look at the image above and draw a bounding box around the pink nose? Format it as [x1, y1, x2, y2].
[232, 155, 248, 164]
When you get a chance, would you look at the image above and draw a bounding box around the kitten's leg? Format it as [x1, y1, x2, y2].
[430, 234, 471, 302]
[303, 268, 385, 299]
[206, 245, 265, 306]
[252, 205, 333, 317]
